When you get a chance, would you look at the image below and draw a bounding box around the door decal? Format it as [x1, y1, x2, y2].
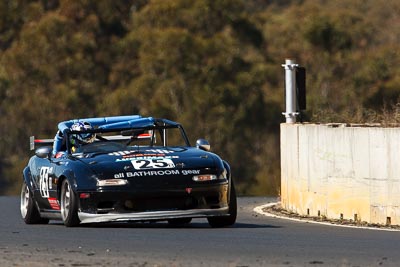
[39, 167, 53, 198]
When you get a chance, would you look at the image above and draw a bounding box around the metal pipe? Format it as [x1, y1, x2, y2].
[282, 59, 299, 123]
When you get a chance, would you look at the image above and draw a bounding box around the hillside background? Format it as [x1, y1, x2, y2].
[0, 0, 399, 195]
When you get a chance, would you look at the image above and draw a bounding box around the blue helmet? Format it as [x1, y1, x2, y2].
[70, 121, 96, 144]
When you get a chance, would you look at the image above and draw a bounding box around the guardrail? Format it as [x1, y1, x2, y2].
[280, 123, 400, 225]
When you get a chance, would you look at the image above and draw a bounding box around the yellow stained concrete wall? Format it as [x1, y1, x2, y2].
[281, 123, 400, 225]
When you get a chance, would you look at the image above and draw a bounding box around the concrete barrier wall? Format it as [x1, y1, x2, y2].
[280, 123, 400, 225]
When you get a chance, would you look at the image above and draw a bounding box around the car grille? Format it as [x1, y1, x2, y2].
[95, 195, 223, 214]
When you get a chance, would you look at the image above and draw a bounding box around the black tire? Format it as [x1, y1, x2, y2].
[20, 181, 49, 224]
[60, 179, 80, 227]
[207, 180, 237, 228]
[167, 218, 192, 226]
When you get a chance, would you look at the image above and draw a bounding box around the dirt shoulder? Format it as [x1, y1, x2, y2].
[260, 202, 400, 231]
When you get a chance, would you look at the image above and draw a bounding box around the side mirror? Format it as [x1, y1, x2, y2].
[196, 139, 211, 151]
[35, 146, 52, 159]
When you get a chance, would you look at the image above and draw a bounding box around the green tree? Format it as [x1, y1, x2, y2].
[1, 0, 400, 195]
[103, 0, 277, 194]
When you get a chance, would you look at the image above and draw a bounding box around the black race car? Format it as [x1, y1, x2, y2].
[21, 115, 237, 227]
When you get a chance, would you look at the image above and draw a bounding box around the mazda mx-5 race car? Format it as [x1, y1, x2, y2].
[21, 115, 237, 227]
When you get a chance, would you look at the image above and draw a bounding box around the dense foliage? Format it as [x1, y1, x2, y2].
[0, 0, 399, 195]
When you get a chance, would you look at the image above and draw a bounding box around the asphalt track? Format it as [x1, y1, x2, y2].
[1, 196, 400, 267]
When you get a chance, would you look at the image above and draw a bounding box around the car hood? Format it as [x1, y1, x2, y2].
[74, 147, 224, 179]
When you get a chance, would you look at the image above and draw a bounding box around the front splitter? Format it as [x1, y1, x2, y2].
[78, 207, 229, 224]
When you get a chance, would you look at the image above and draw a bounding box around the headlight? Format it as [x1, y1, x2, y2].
[192, 174, 217, 182]
[220, 168, 228, 180]
[97, 179, 128, 186]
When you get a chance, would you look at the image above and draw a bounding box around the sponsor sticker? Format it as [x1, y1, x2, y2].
[116, 155, 178, 162]
[146, 149, 174, 154]
[181, 169, 200, 175]
[109, 149, 175, 157]
[48, 197, 60, 210]
[115, 169, 202, 178]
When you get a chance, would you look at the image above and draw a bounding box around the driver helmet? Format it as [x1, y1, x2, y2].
[70, 121, 96, 144]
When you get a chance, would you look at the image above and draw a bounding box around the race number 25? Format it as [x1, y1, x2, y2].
[131, 159, 175, 170]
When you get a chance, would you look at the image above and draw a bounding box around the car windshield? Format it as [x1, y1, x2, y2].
[69, 126, 189, 154]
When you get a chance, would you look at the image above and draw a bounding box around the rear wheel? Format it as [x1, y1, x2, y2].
[60, 179, 80, 227]
[207, 180, 237, 228]
[20, 181, 49, 224]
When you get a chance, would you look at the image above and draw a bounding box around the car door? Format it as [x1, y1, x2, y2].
[32, 156, 60, 212]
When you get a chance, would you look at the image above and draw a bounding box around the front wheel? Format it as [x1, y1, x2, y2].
[20, 181, 49, 224]
[207, 180, 237, 228]
[60, 179, 80, 227]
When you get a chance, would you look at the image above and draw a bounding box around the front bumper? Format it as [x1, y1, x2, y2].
[77, 182, 229, 223]
[78, 207, 229, 224]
